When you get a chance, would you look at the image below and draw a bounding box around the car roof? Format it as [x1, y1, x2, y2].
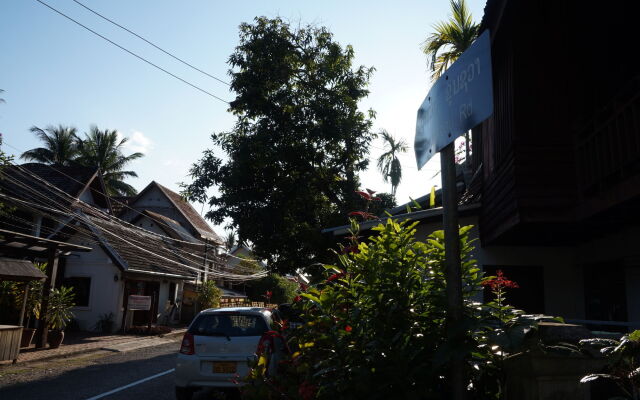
[200, 306, 271, 315]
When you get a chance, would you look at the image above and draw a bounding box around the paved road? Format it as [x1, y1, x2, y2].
[0, 339, 239, 400]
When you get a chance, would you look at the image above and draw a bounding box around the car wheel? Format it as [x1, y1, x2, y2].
[175, 386, 194, 400]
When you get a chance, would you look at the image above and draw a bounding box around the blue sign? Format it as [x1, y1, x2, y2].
[414, 30, 494, 169]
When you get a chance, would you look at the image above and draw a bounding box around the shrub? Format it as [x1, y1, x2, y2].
[243, 219, 551, 399]
[197, 280, 221, 310]
[245, 274, 298, 305]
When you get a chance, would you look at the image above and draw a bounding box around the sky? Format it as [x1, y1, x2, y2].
[0, 0, 486, 234]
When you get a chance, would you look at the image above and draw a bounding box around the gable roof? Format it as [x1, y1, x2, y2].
[0, 163, 111, 210]
[130, 210, 201, 243]
[128, 181, 222, 244]
[84, 214, 200, 279]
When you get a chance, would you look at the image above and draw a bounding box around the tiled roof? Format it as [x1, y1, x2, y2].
[154, 182, 223, 244]
[110, 196, 133, 216]
[138, 210, 200, 243]
[86, 215, 200, 279]
[0, 163, 101, 208]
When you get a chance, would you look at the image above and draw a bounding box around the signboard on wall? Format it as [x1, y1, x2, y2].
[128, 295, 151, 311]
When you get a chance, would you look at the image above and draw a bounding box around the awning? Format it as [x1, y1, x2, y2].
[0, 257, 47, 282]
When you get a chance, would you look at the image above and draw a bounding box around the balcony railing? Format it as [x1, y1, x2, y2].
[574, 80, 640, 199]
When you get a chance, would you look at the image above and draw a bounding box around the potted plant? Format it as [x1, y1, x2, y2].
[46, 286, 75, 349]
[20, 263, 46, 347]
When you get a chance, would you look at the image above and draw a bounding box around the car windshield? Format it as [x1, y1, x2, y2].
[189, 313, 268, 337]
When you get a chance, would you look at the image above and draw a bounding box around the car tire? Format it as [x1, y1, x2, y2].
[175, 386, 194, 400]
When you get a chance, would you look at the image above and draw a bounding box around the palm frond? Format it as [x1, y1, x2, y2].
[421, 0, 479, 81]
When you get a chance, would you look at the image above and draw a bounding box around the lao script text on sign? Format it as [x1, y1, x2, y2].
[128, 295, 151, 311]
[414, 30, 494, 169]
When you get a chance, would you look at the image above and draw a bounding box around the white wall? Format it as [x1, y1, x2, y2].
[64, 236, 124, 332]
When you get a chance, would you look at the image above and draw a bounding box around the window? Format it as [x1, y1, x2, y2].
[189, 314, 268, 337]
[63, 277, 91, 307]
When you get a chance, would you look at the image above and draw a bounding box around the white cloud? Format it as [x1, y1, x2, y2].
[121, 130, 153, 154]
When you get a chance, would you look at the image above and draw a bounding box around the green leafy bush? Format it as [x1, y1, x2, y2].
[243, 219, 548, 400]
[47, 286, 75, 330]
[580, 330, 640, 398]
[245, 274, 298, 305]
[197, 280, 221, 310]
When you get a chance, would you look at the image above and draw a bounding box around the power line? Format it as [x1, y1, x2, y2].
[2, 148, 261, 266]
[71, 0, 230, 87]
[34, 0, 230, 104]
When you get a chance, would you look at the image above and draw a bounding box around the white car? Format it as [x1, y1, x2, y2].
[174, 307, 277, 400]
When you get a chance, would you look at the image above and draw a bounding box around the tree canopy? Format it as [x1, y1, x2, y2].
[21, 125, 143, 196]
[377, 130, 408, 197]
[184, 17, 376, 274]
[76, 126, 143, 196]
[421, 0, 479, 81]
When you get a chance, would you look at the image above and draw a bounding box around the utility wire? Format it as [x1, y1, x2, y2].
[71, 0, 230, 87]
[34, 0, 230, 104]
[2, 151, 261, 266]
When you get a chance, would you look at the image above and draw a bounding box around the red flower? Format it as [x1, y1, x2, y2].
[262, 290, 273, 300]
[327, 271, 346, 282]
[356, 190, 373, 201]
[293, 295, 302, 302]
[345, 325, 352, 332]
[482, 270, 519, 291]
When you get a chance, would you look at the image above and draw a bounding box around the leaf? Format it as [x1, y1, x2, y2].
[429, 186, 436, 208]
[580, 374, 618, 383]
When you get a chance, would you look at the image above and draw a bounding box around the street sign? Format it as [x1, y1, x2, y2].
[128, 295, 151, 311]
[414, 29, 494, 169]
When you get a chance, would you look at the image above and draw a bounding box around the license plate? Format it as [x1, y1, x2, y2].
[213, 362, 236, 373]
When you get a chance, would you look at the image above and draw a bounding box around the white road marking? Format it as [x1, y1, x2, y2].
[84, 368, 175, 400]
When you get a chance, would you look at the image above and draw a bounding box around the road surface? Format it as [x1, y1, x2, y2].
[0, 339, 239, 400]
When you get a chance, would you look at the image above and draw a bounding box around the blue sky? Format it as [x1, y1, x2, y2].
[0, 0, 486, 232]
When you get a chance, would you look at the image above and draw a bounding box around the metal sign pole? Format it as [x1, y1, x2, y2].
[440, 143, 464, 399]
[414, 30, 493, 400]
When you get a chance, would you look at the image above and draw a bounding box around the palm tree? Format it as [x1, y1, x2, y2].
[76, 126, 143, 196]
[421, 0, 479, 82]
[422, 0, 479, 163]
[225, 231, 236, 251]
[21, 125, 79, 166]
[377, 129, 408, 197]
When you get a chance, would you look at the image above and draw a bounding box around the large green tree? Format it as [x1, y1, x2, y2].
[184, 17, 376, 274]
[20, 125, 79, 166]
[421, 0, 480, 81]
[377, 130, 408, 197]
[76, 126, 143, 196]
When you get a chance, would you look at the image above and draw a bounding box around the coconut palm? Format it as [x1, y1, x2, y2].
[421, 0, 479, 81]
[21, 125, 79, 166]
[76, 126, 143, 196]
[377, 129, 408, 197]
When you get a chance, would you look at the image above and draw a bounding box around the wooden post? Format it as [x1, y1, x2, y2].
[147, 292, 156, 333]
[35, 246, 59, 348]
[18, 283, 29, 327]
[440, 142, 465, 400]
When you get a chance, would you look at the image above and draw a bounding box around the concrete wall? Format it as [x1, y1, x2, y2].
[63, 239, 124, 332]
